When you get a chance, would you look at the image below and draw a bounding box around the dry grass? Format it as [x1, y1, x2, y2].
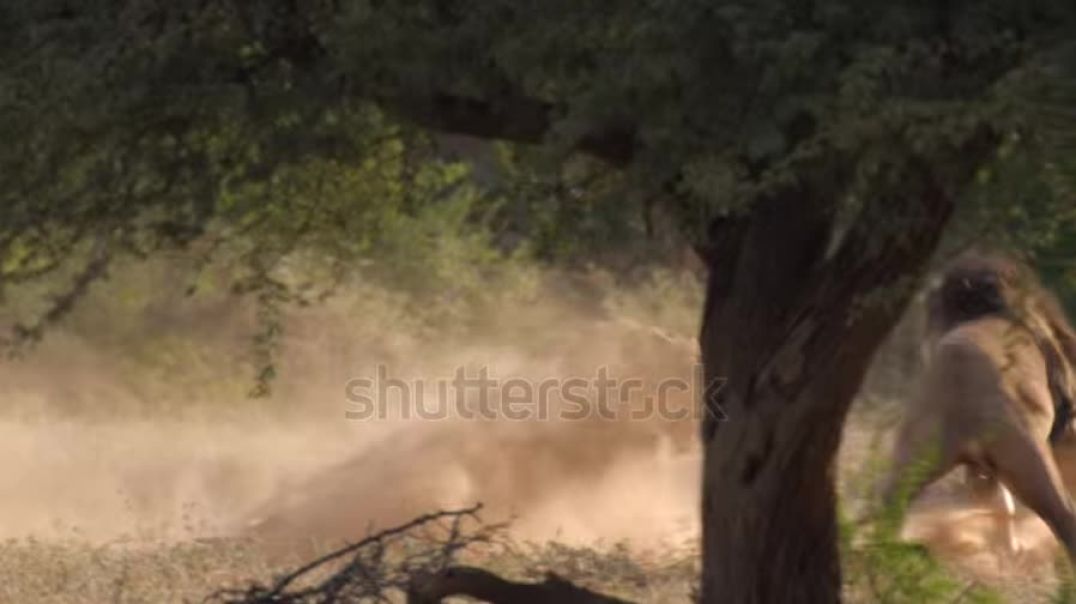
[0, 534, 699, 604]
[0, 537, 281, 604]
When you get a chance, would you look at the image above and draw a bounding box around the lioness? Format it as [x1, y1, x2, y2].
[883, 251, 1076, 558]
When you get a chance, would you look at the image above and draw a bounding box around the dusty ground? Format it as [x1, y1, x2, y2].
[0, 308, 708, 602]
[2, 270, 1073, 602]
[1, 406, 1071, 603]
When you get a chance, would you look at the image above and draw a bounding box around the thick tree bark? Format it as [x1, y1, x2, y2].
[696, 168, 960, 603]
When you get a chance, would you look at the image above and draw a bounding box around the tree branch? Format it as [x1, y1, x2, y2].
[386, 92, 636, 166]
[6, 236, 112, 350]
[220, 2, 639, 166]
[263, 504, 485, 599]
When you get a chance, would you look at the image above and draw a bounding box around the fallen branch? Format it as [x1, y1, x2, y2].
[407, 566, 636, 604]
[208, 504, 640, 604]
[209, 504, 500, 603]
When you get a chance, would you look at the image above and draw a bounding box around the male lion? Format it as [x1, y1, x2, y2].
[883, 250, 1076, 558]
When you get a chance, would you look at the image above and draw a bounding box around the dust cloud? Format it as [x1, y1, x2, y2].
[0, 271, 703, 556]
[2, 264, 1071, 594]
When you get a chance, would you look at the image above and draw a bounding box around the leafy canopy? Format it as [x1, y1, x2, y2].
[2, 0, 1076, 331]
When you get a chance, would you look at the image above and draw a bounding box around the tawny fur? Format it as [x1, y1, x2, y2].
[885, 251, 1076, 559]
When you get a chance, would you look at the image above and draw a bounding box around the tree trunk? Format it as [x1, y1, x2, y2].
[696, 175, 957, 603]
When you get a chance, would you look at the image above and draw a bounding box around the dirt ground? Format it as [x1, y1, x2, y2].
[2, 406, 1073, 603]
[2, 277, 1074, 602]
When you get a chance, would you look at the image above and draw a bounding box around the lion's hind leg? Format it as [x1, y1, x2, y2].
[879, 422, 956, 529]
[987, 427, 1076, 561]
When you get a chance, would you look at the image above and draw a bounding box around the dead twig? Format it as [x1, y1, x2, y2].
[208, 504, 497, 603]
[209, 503, 638, 604]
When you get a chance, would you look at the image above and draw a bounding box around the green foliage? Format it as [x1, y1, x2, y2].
[0, 1, 1073, 349]
[1053, 558, 1076, 604]
[837, 427, 1001, 604]
[842, 524, 1001, 604]
[4, 0, 1076, 275]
